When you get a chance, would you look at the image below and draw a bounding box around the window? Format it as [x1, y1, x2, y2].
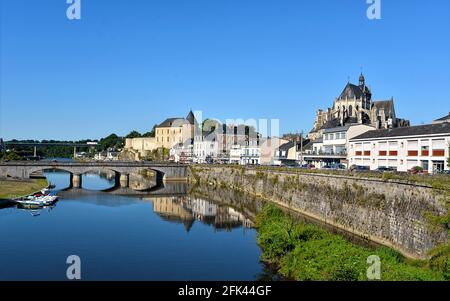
[421, 160, 429, 171]
[349, 105, 353, 117]
[389, 150, 398, 156]
[432, 139, 446, 157]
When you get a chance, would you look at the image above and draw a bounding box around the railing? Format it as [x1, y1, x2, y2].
[305, 151, 347, 157]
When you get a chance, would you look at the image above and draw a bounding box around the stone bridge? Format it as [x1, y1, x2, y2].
[0, 161, 189, 189]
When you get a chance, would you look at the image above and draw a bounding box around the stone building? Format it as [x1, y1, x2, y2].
[124, 110, 197, 159]
[308, 73, 409, 140]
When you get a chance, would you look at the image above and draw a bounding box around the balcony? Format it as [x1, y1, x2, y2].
[379, 150, 387, 156]
[421, 150, 429, 156]
[303, 150, 347, 159]
[389, 151, 398, 156]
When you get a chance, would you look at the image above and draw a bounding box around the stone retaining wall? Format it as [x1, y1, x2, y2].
[190, 165, 449, 259]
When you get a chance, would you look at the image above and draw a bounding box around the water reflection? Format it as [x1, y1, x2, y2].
[149, 196, 254, 232]
[0, 171, 269, 280]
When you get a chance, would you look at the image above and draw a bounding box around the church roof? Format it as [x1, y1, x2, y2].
[371, 99, 396, 119]
[338, 83, 370, 100]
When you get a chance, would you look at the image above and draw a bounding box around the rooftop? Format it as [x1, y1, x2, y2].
[434, 112, 450, 122]
[351, 122, 450, 140]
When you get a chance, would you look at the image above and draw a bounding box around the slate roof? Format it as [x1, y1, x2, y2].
[323, 125, 352, 134]
[351, 123, 450, 140]
[186, 110, 197, 125]
[338, 83, 371, 100]
[279, 141, 295, 152]
[371, 100, 395, 117]
[157, 118, 188, 127]
[434, 112, 450, 122]
[319, 117, 358, 130]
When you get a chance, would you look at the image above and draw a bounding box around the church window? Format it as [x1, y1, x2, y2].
[349, 105, 353, 116]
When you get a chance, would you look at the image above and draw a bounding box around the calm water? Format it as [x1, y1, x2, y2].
[0, 171, 271, 280]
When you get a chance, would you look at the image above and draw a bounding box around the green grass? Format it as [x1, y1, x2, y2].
[256, 204, 449, 281]
[0, 178, 48, 199]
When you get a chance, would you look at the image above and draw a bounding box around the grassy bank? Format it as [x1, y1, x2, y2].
[256, 204, 449, 281]
[0, 178, 48, 199]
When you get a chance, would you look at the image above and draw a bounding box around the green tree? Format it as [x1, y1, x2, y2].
[99, 134, 124, 151]
[126, 130, 142, 139]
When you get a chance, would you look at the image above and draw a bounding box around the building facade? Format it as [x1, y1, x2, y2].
[124, 110, 197, 159]
[349, 123, 450, 173]
[303, 124, 375, 168]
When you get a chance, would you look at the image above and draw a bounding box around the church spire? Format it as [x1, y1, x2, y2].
[359, 72, 365, 88]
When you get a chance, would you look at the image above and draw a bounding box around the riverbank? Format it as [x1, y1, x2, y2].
[0, 178, 48, 200]
[256, 204, 448, 281]
[190, 165, 449, 260]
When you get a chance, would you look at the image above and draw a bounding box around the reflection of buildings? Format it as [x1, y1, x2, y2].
[149, 196, 254, 232]
[152, 197, 195, 231]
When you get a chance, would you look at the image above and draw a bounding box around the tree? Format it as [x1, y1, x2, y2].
[142, 124, 158, 137]
[99, 134, 124, 151]
[126, 130, 142, 139]
[0, 151, 22, 161]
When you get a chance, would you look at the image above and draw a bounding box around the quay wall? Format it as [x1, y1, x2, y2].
[190, 165, 449, 259]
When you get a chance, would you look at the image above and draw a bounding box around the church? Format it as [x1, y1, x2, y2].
[309, 73, 409, 140]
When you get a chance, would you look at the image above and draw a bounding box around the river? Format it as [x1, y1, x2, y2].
[0, 171, 280, 281]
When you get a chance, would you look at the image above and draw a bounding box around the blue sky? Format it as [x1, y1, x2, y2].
[1, 0, 449, 140]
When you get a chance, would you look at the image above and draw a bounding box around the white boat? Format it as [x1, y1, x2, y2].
[35, 195, 59, 206]
[16, 199, 44, 209]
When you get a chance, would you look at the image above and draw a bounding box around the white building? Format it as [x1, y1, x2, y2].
[193, 130, 219, 164]
[240, 144, 261, 165]
[229, 145, 242, 164]
[170, 139, 194, 163]
[303, 124, 375, 168]
[349, 123, 450, 173]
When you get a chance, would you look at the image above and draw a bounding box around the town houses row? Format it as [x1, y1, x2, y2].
[124, 74, 450, 174]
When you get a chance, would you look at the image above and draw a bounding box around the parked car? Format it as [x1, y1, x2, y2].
[349, 165, 370, 172]
[301, 164, 315, 169]
[437, 170, 450, 175]
[375, 166, 397, 172]
[322, 163, 346, 170]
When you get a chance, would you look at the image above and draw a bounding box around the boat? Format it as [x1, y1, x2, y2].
[16, 199, 44, 209]
[13, 192, 59, 208]
[35, 195, 59, 206]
